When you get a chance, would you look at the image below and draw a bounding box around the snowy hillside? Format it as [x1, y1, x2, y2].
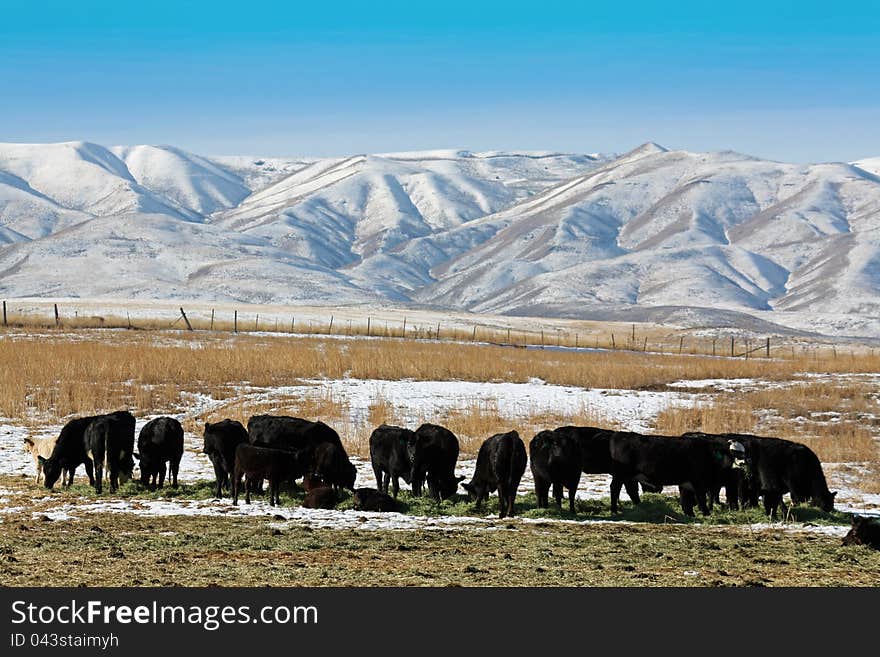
[1, 140, 879, 337]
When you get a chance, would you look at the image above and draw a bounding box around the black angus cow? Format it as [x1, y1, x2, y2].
[88, 410, 136, 493]
[608, 432, 739, 516]
[40, 411, 135, 492]
[369, 424, 416, 499]
[247, 415, 343, 454]
[353, 487, 397, 512]
[462, 431, 527, 518]
[81, 418, 108, 494]
[311, 442, 356, 491]
[553, 426, 656, 505]
[40, 415, 102, 489]
[135, 417, 184, 489]
[203, 419, 249, 497]
[842, 515, 880, 550]
[409, 423, 463, 500]
[684, 432, 835, 517]
[676, 432, 748, 510]
[232, 443, 306, 506]
[529, 429, 582, 512]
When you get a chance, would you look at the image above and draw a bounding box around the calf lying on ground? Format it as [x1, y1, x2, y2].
[842, 515, 880, 550]
[136, 416, 184, 489]
[23, 436, 58, 484]
[203, 419, 248, 498]
[303, 486, 339, 509]
[463, 431, 527, 518]
[232, 443, 306, 506]
[353, 487, 397, 512]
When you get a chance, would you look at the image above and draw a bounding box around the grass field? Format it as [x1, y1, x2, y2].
[2, 319, 879, 587]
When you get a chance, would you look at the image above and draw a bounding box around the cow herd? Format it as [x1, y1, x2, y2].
[25, 409, 841, 521]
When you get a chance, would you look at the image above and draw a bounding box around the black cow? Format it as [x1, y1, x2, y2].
[353, 487, 397, 512]
[608, 432, 738, 516]
[203, 419, 248, 498]
[685, 432, 836, 518]
[303, 486, 339, 509]
[311, 442, 356, 491]
[232, 443, 306, 506]
[40, 415, 102, 489]
[462, 431, 527, 518]
[369, 424, 415, 499]
[554, 426, 653, 504]
[135, 417, 184, 489]
[842, 515, 880, 550]
[409, 423, 463, 500]
[82, 418, 108, 494]
[92, 410, 136, 493]
[529, 429, 582, 512]
[40, 411, 135, 492]
[247, 415, 343, 454]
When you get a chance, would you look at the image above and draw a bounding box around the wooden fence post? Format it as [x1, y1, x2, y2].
[367, 317, 371, 336]
[611, 334, 615, 349]
[329, 315, 334, 334]
[179, 307, 193, 331]
[2, 300, 6, 327]
[436, 321, 440, 340]
[255, 314, 259, 331]
[234, 310, 238, 333]
[402, 317, 406, 338]
[730, 337, 734, 357]
[679, 336, 684, 354]
[54, 303, 60, 327]
[210, 309, 215, 330]
[712, 339, 716, 356]
[766, 337, 770, 358]
[643, 336, 648, 352]
[472, 325, 477, 341]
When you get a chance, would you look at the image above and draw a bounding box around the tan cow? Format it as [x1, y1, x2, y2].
[23, 436, 59, 484]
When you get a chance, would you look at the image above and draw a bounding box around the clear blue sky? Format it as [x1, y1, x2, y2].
[1, 1, 878, 162]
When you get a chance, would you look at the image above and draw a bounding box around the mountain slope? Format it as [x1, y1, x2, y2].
[1, 140, 879, 337]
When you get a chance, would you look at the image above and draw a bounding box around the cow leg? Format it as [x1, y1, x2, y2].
[373, 464, 384, 490]
[158, 464, 166, 489]
[694, 486, 710, 516]
[763, 492, 780, 519]
[568, 484, 577, 514]
[170, 459, 179, 488]
[232, 472, 240, 505]
[610, 478, 624, 514]
[508, 487, 517, 517]
[214, 463, 225, 498]
[623, 480, 641, 505]
[381, 471, 390, 495]
[392, 476, 400, 500]
[245, 475, 252, 505]
[552, 483, 563, 509]
[94, 462, 103, 495]
[534, 477, 550, 508]
[84, 459, 95, 487]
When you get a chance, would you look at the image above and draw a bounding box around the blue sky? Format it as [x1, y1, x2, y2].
[1, 1, 878, 161]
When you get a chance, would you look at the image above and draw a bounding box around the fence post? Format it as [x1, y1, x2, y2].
[234, 310, 238, 333]
[2, 300, 6, 326]
[766, 337, 770, 358]
[54, 303, 60, 327]
[179, 307, 193, 331]
[472, 325, 477, 341]
[507, 327, 511, 344]
[679, 336, 684, 354]
[611, 333, 615, 349]
[541, 329, 545, 347]
[329, 315, 334, 334]
[210, 309, 215, 330]
[712, 339, 716, 356]
[730, 337, 734, 357]
[643, 336, 648, 352]
[255, 314, 259, 331]
[402, 317, 406, 338]
[436, 321, 440, 340]
[367, 317, 371, 336]
[127, 312, 132, 329]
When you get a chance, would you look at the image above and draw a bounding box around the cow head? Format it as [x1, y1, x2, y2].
[437, 474, 465, 500]
[133, 451, 158, 485]
[38, 456, 62, 489]
[816, 490, 836, 513]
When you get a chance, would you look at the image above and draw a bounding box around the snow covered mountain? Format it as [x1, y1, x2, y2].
[1, 140, 879, 337]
